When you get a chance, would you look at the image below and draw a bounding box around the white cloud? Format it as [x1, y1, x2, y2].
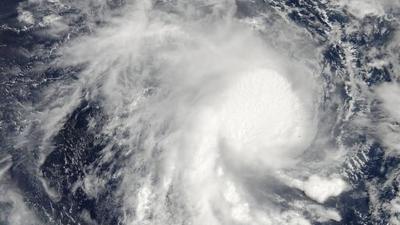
[17, 9, 35, 25]
[376, 83, 400, 121]
[307, 205, 342, 222]
[279, 172, 348, 204]
[335, 0, 400, 18]
[302, 175, 348, 203]
[0, 185, 40, 225]
[375, 83, 400, 153]
[290, 201, 342, 222]
[389, 196, 400, 225]
[336, 0, 384, 18]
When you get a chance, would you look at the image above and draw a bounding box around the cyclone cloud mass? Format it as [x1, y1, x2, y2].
[1, 0, 400, 225]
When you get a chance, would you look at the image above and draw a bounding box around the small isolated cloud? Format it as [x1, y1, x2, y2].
[302, 175, 348, 203]
[17, 9, 35, 25]
[280, 173, 348, 204]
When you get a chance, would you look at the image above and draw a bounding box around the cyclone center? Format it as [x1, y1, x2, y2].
[215, 68, 309, 165]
